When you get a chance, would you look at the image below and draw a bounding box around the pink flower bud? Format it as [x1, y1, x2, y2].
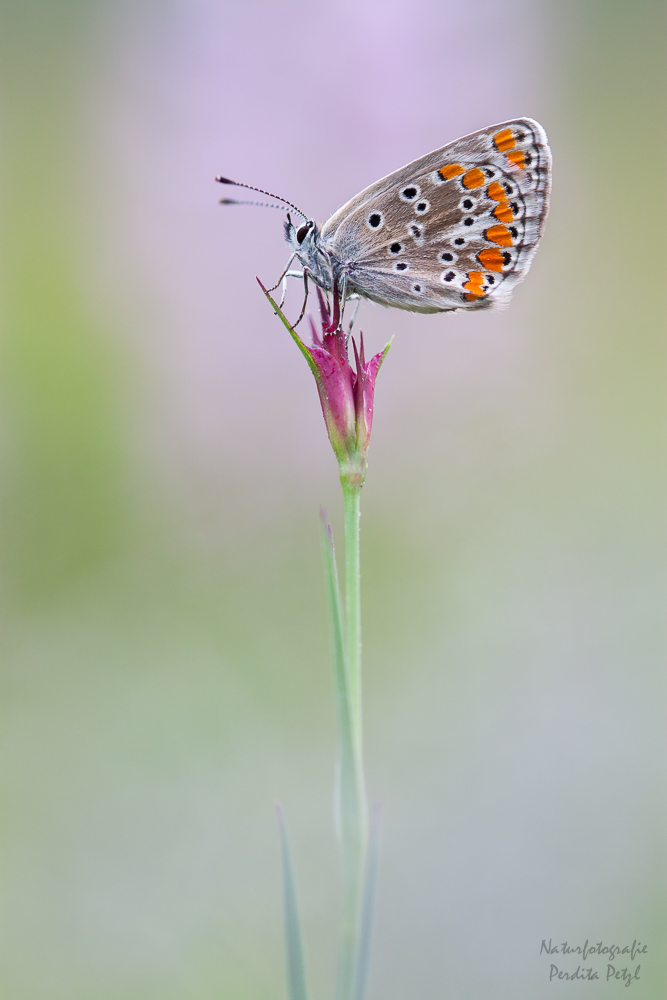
[258, 280, 390, 485]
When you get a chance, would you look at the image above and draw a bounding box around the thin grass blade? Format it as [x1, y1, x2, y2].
[352, 803, 382, 1000]
[276, 804, 310, 1000]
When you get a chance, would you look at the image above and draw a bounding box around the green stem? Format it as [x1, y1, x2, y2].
[342, 478, 364, 772]
[336, 475, 368, 1000]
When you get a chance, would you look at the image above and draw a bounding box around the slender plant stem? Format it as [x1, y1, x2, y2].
[336, 476, 369, 1000]
[342, 479, 364, 772]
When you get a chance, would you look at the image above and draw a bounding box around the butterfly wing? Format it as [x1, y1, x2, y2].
[320, 118, 551, 313]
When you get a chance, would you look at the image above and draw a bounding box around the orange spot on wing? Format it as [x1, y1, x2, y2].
[477, 248, 504, 271]
[439, 163, 464, 180]
[463, 270, 486, 301]
[487, 181, 506, 202]
[462, 167, 486, 189]
[486, 224, 513, 247]
[493, 201, 514, 223]
[493, 128, 515, 152]
[487, 180, 513, 221]
[506, 149, 526, 169]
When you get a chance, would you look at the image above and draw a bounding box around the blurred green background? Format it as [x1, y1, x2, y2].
[0, 1, 664, 998]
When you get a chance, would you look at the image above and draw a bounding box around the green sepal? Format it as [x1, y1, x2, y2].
[257, 278, 323, 384]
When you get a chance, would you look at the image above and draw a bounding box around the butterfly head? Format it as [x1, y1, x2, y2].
[284, 213, 318, 251]
[284, 214, 332, 289]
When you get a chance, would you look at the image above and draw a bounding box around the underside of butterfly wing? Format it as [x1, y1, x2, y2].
[320, 118, 551, 313]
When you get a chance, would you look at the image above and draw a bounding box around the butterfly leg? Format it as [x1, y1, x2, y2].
[346, 296, 361, 337]
[291, 270, 311, 330]
[279, 270, 304, 309]
[332, 273, 356, 333]
[266, 252, 297, 294]
[337, 274, 348, 331]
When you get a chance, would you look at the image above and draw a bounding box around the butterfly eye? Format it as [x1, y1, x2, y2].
[463, 216, 476, 227]
[394, 261, 409, 272]
[296, 221, 313, 244]
[412, 284, 423, 293]
[459, 196, 477, 211]
[400, 184, 421, 202]
[367, 211, 384, 229]
[414, 200, 430, 214]
[442, 270, 457, 283]
[453, 237, 466, 247]
[388, 241, 404, 255]
[439, 250, 457, 264]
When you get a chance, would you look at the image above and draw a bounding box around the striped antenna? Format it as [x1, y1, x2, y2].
[216, 176, 308, 220]
[219, 197, 289, 211]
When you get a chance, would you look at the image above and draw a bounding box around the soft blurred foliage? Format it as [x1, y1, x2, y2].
[0, 1, 664, 998]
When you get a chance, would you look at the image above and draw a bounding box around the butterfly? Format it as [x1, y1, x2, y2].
[218, 118, 551, 323]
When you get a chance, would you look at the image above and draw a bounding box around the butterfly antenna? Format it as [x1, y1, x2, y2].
[218, 198, 289, 211]
[216, 177, 308, 220]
